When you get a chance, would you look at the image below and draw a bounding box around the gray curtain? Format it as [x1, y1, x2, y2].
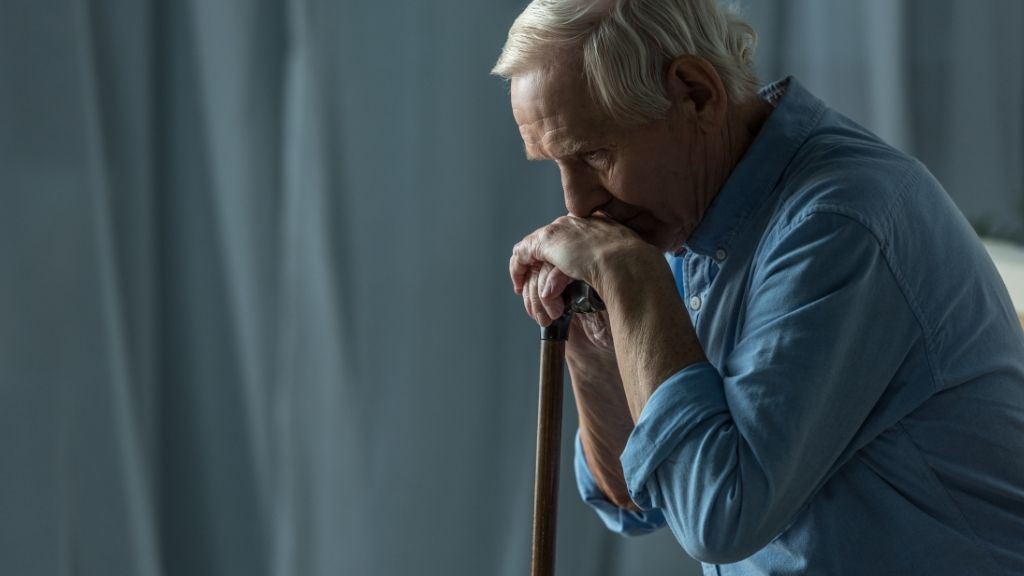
[747, 0, 1024, 238]
[1, 1, 1020, 575]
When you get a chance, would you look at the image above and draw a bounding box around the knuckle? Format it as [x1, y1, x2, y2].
[529, 287, 542, 305]
[515, 242, 529, 259]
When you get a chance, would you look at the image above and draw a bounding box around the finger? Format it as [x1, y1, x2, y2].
[510, 250, 531, 295]
[510, 255, 521, 294]
[516, 228, 558, 271]
[513, 233, 550, 293]
[537, 263, 565, 321]
[523, 267, 537, 319]
[580, 310, 614, 350]
[541, 267, 575, 300]
[536, 262, 551, 299]
[511, 239, 536, 294]
[528, 268, 552, 326]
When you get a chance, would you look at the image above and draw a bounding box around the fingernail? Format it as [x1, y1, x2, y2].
[540, 277, 552, 298]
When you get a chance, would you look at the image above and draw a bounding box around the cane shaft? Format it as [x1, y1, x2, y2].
[531, 338, 565, 576]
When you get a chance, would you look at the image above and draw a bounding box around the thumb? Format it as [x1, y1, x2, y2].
[541, 267, 575, 299]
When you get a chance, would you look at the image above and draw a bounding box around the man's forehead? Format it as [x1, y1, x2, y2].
[511, 66, 612, 159]
[511, 70, 554, 123]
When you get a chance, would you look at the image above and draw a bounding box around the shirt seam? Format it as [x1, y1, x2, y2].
[777, 163, 945, 396]
[876, 166, 942, 349]
[875, 164, 946, 397]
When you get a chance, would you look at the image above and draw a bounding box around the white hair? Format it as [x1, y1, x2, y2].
[492, 0, 760, 125]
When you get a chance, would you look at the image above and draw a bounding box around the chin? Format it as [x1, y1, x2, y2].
[649, 226, 690, 254]
[618, 213, 682, 252]
[638, 229, 673, 252]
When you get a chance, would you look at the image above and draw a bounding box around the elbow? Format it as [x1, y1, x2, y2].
[683, 540, 763, 565]
[656, 464, 781, 563]
[675, 514, 776, 565]
[609, 492, 642, 512]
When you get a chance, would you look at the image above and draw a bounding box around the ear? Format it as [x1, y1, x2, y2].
[664, 55, 728, 131]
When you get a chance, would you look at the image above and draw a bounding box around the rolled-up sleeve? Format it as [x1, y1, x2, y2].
[620, 212, 919, 564]
[573, 430, 667, 535]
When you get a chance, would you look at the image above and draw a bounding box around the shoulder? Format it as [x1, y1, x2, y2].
[766, 109, 941, 246]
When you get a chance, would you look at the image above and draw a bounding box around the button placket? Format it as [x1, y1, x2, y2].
[684, 253, 709, 318]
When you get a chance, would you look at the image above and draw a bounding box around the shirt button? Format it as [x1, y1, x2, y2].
[689, 295, 702, 311]
[714, 248, 727, 261]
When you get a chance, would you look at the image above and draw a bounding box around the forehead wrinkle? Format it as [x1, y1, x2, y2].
[524, 133, 588, 162]
[521, 117, 588, 161]
[545, 132, 587, 160]
[512, 65, 604, 161]
[518, 118, 548, 160]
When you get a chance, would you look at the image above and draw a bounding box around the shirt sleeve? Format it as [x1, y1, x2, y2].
[573, 430, 666, 536]
[620, 212, 920, 564]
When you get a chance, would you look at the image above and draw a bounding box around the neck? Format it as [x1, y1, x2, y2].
[724, 96, 774, 174]
[665, 96, 775, 254]
[705, 96, 774, 208]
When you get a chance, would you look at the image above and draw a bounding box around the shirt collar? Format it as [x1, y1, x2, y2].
[681, 77, 826, 257]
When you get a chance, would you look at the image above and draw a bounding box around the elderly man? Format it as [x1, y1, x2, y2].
[493, 0, 1024, 574]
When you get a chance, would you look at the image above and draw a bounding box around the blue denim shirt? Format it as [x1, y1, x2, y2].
[574, 78, 1024, 575]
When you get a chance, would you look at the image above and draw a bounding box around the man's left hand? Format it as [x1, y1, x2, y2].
[509, 212, 655, 326]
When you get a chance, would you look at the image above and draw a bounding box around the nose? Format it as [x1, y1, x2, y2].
[559, 163, 607, 217]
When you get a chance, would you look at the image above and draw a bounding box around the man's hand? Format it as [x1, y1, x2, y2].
[510, 212, 706, 509]
[510, 211, 707, 420]
[510, 212, 647, 327]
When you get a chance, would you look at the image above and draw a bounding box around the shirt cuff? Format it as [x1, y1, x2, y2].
[621, 362, 725, 510]
[574, 430, 666, 535]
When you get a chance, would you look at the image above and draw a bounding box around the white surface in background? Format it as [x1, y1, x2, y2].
[984, 239, 1024, 312]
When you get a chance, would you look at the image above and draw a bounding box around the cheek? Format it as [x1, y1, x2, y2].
[604, 158, 636, 196]
[607, 163, 667, 211]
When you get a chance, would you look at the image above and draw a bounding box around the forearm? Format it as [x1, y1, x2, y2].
[596, 247, 707, 422]
[567, 245, 705, 509]
[566, 347, 637, 509]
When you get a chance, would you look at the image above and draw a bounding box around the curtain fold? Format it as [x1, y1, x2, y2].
[2, 1, 1020, 575]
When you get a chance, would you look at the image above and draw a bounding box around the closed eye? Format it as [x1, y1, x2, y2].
[581, 149, 610, 168]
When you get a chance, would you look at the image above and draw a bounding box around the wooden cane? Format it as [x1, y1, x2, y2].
[530, 283, 605, 576]
[531, 314, 570, 576]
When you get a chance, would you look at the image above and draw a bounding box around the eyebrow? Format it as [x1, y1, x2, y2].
[525, 138, 589, 162]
